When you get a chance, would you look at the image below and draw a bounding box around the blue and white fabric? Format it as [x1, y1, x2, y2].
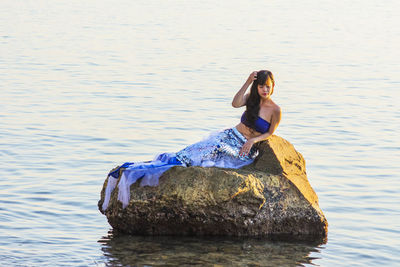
[102, 127, 258, 211]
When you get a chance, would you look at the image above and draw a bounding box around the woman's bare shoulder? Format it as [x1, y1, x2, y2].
[270, 101, 281, 112]
[271, 103, 282, 120]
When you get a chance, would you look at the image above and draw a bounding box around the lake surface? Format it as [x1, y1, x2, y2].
[1, 0, 399, 266]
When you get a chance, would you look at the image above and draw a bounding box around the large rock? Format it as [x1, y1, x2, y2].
[99, 135, 328, 241]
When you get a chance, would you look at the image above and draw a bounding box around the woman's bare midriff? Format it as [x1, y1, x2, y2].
[235, 123, 262, 140]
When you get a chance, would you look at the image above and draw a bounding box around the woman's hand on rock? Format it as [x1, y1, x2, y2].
[240, 139, 255, 157]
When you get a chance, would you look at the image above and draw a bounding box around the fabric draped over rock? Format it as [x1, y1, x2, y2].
[99, 135, 328, 240]
[102, 127, 258, 211]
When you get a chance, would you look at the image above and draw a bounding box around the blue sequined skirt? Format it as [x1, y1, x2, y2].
[102, 127, 258, 210]
[176, 127, 258, 168]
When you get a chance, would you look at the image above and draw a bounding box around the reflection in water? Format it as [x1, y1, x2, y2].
[98, 230, 325, 266]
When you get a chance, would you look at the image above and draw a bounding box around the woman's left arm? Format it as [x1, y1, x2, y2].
[253, 107, 282, 143]
[239, 107, 282, 156]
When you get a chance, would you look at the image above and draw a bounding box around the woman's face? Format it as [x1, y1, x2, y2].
[257, 77, 274, 99]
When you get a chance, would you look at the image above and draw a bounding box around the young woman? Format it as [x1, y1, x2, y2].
[102, 70, 281, 211]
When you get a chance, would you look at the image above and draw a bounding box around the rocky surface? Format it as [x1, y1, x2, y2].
[99, 135, 328, 240]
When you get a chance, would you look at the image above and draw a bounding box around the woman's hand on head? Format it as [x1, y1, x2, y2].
[239, 138, 256, 157]
[247, 71, 258, 84]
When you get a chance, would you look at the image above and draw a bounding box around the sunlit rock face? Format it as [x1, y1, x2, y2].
[99, 135, 328, 241]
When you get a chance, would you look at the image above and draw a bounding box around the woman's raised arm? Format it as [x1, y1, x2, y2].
[232, 71, 257, 108]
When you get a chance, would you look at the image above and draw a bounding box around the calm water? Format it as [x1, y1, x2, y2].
[1, 0, 399, 266]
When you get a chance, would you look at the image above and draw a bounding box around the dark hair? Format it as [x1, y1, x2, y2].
[245, 70, 275, 131]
